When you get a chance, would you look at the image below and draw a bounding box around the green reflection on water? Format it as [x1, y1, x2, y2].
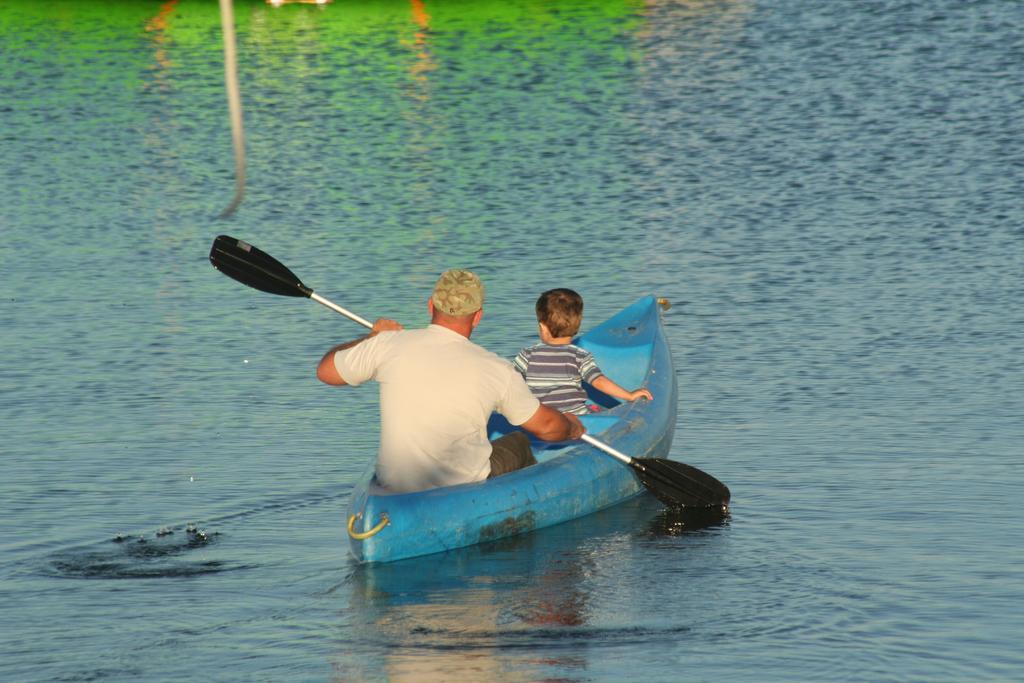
[3, 0, 648, 255]
[2, 0, 751, 343]
[230, 0, 649, 267]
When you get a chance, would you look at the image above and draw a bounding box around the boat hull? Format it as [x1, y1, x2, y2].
[346, 295, 677, 563]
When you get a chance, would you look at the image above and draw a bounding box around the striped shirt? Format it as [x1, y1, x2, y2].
[513, 343, 604, 415]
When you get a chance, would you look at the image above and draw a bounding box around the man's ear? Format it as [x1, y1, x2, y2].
[427, 298, 434, 316]
[472, 308, 483, 328]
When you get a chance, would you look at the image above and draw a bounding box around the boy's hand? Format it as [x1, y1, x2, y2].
[628, 388, 653, 402]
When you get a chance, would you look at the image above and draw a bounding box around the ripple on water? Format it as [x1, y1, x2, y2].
[44, 525, 246, 580]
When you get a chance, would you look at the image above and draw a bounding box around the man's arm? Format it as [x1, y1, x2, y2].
[316, 318, 402, 386]
[519, 404, 585, 442]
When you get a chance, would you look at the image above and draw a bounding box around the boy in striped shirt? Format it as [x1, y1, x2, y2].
[513, 289, 653, 415]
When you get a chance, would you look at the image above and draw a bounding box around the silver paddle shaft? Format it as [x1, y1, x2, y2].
[581, 433, 633, 465]
[309, 292, 374, 329]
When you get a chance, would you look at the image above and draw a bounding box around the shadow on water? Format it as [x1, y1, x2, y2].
[39, 486, 351, 580]
[331, 495, 729, 681]
[45, 524, 242, 580]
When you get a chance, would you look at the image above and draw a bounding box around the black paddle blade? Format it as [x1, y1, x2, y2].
[632, 458, 731, 510]
[209, 235, 313, 298]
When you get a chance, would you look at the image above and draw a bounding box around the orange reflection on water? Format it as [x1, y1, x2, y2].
[406, 0, 436, 94]
[411, 0, 430, 29]
[144, 0, 178, 85]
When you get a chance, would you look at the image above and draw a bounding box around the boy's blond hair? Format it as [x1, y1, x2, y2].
[536, 288, 584, 338]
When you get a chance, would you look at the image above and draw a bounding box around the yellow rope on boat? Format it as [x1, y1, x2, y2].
[657, 297, 671, 310]
[347, 512, 390, 539]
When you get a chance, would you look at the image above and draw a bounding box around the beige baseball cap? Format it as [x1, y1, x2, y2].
[431, 269, 485, 316]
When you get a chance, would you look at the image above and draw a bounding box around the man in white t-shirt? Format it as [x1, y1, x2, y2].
[316, 269, 585, 493]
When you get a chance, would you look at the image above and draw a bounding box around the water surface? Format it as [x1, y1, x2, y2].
[1, 0, 1022, 680]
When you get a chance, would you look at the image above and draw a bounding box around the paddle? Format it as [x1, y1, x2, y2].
[580, 434, 729, 510]
[209, 234, 731, 510]
[208, 234, 372, 327]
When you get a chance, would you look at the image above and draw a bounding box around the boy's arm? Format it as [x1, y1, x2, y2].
[578, 348, 652, 402]
[590, 375, 653, 403]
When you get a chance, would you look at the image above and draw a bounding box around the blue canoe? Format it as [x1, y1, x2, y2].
[345, 295, 678, 563]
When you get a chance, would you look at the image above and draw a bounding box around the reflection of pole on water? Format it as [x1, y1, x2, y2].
[218, 0, 246, 218]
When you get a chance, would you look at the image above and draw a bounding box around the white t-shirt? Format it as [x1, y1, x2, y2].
[333, 324, 540, 493]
